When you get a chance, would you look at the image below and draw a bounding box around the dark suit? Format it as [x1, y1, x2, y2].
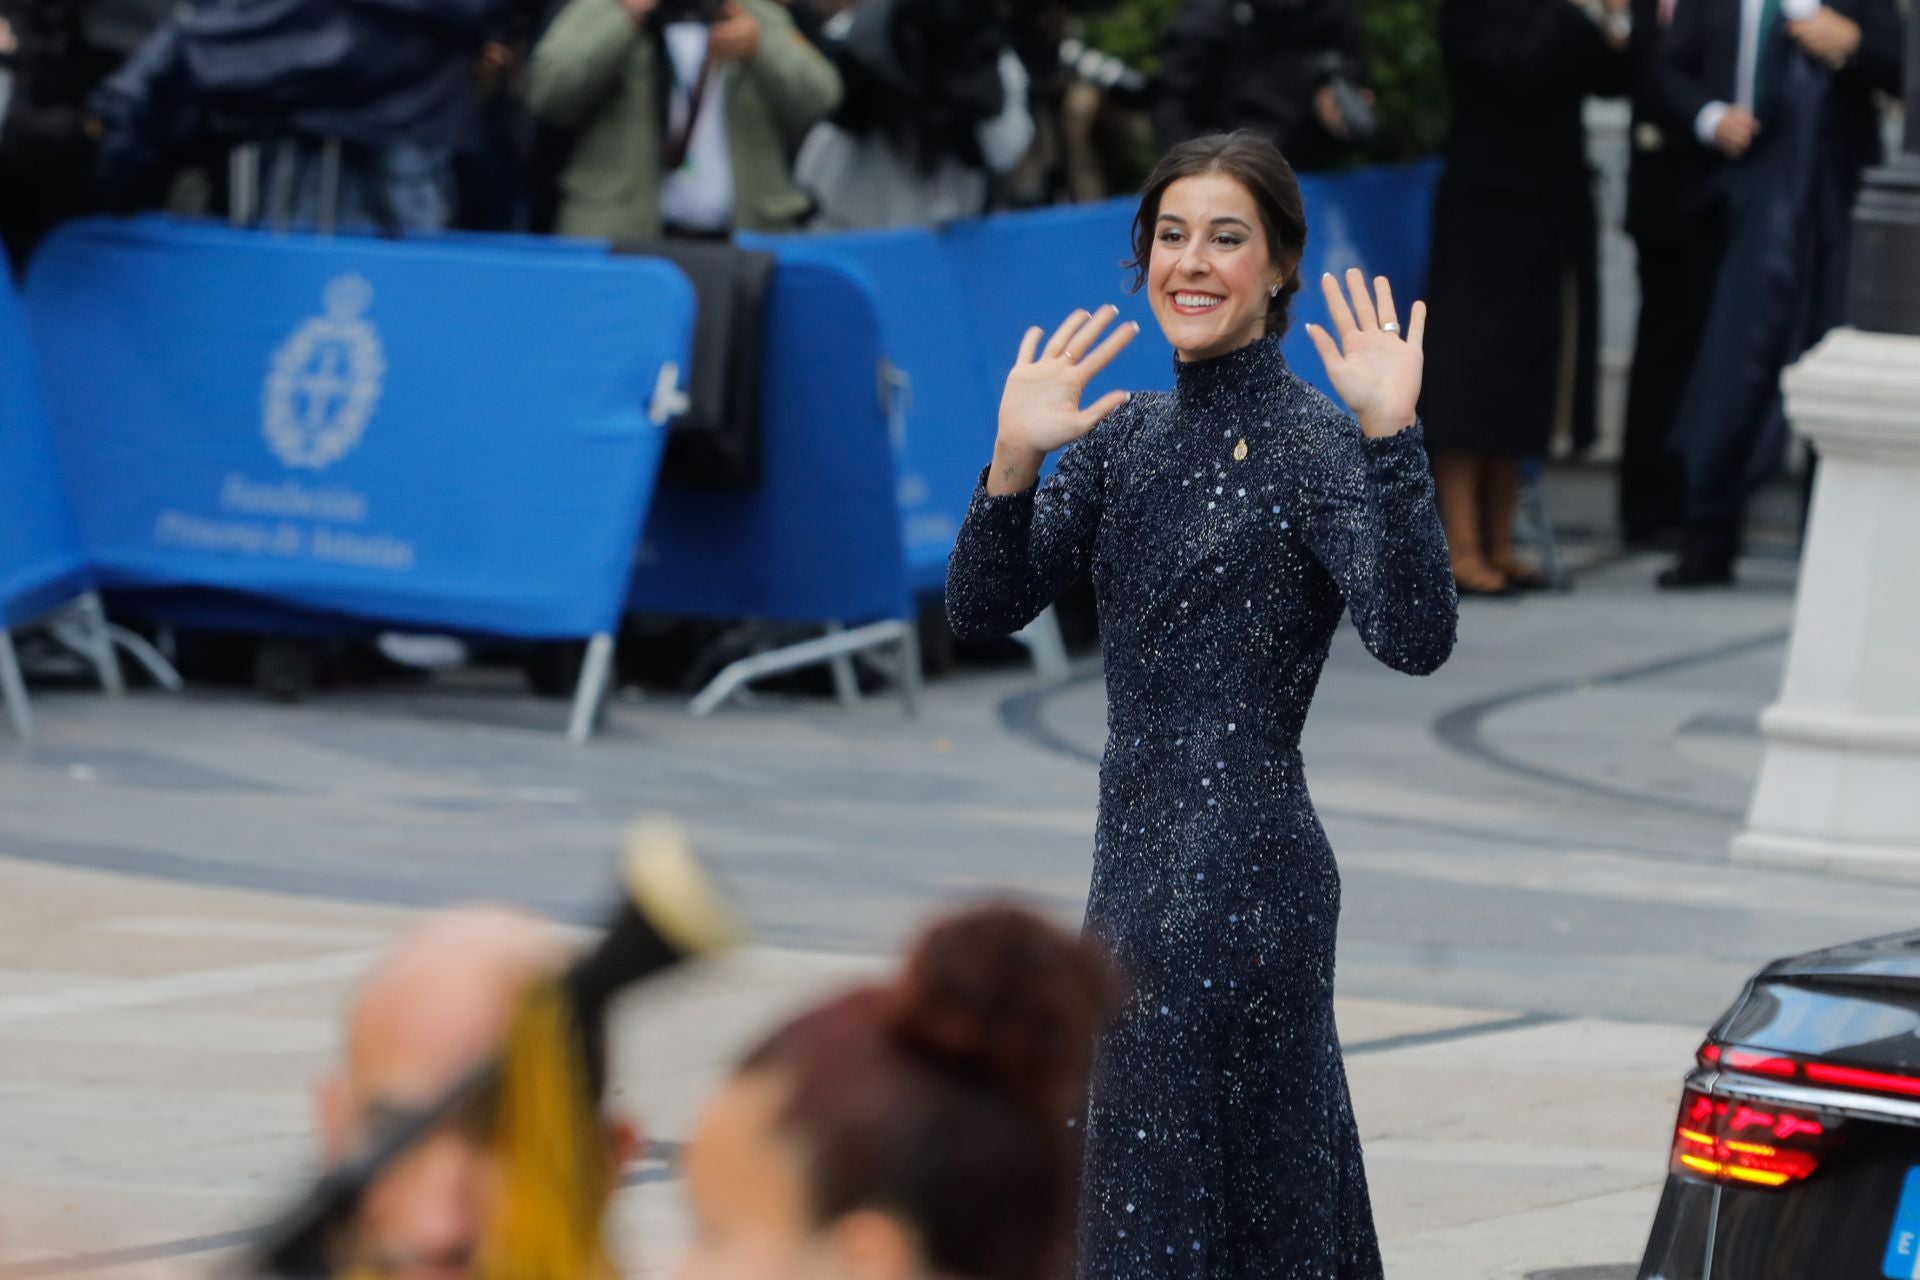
[1618, 0, 1720, 541]
[1655, 0, 1903, 566]
[1660, 0, 1902, 184]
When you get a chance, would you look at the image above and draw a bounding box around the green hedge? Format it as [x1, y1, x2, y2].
[1082, 0, 1449, 165]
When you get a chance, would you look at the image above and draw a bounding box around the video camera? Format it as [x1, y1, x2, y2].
[655, 0, 726, 22]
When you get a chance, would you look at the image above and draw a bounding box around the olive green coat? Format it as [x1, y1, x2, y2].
[527, 0, 841, 239]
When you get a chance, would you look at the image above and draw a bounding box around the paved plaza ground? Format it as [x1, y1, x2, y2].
[3, 543, 1913, 1280]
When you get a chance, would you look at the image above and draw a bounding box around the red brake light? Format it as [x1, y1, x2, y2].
[1705, 1040, 1920, 1102]
[1803, 1061, 1920, 1098]
[1668, 1087, 1837, 1190]
[1720, 1048, 1798, 1078]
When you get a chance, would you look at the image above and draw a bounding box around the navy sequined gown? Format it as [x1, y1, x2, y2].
[946, 335, 1457, 1279]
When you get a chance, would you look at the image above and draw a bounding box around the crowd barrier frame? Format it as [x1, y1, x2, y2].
[23, 217, 694, 742]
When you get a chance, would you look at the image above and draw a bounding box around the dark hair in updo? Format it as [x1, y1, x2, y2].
[1126, 130, 1310, 337]
[739, 905, 1114, 1280]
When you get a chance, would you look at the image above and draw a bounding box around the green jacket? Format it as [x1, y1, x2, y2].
[528, 0, 841, 240]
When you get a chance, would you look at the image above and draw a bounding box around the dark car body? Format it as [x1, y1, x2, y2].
[1640, 930, 1920, 1279]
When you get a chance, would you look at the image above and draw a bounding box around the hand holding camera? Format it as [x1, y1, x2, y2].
[705, 2, 761, 63]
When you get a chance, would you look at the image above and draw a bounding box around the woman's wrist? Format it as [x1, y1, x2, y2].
[986, 438, 1044, 496]
[1357, 412, 1415, 440]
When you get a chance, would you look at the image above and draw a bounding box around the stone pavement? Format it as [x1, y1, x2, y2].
[4, 547, 1918, 1280]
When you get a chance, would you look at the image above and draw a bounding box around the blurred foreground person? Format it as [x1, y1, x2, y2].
[1653, 0, 1904, 587]
[315, 908, 638, 1280]
[679, 905, 1110, 1280]
[1418, 0, 1629, 594]
[528, 0, 840, 240]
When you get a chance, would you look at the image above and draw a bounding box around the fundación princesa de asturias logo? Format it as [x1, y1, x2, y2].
[262, 274, 386, 471]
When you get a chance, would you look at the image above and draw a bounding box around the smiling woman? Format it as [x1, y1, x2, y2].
[1127, 139, 1307, 363]
[946, 130, 1459, 1280]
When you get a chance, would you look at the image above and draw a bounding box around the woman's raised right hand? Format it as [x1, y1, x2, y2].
[988, 306, 1138, 495]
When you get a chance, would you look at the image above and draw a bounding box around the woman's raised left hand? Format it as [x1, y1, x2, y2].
[1304, 268, 1426, 440]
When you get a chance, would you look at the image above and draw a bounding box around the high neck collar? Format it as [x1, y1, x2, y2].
[1171, 334, 1288, 404]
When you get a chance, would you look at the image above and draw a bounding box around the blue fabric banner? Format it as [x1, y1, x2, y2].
[0, 267, 92, 629]
[738, 227, 996, 596]
[25, 218, 694, 639]
[630, 258, 910, 625]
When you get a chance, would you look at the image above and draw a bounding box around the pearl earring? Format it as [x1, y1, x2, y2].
[1268, 284, 1280, 298]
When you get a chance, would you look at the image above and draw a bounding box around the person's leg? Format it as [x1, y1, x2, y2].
[1619, 239, 1694, 545]
[1434, 450, 1509, 595]
[1480, 455, 1547, 588]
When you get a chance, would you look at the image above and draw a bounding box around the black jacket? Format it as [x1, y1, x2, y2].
[1152, 0, 1363, 170]
[1625, 0, 1719, 242]
[1658, 0, 1903, 188]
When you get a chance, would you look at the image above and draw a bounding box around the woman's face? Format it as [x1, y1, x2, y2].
[1146, 172, 1291, 363]
[678, 1072, 921, 1280]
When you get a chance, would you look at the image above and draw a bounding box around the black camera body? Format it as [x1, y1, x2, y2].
[655, 0, 726, 23]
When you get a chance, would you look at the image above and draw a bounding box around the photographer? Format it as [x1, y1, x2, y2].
[793, 0, 1035, 228]
[1152, 0, 1371, 171]
[527, 0, 840, 239]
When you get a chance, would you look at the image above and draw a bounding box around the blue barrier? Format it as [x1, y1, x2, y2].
[25, 218, 694, 641]
[738, 227, 996, 596]
[0, 268, 91, 630]
[629, 257, 909, 625]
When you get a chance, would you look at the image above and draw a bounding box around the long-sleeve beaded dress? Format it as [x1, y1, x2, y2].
[946, 334, 1457, 1279]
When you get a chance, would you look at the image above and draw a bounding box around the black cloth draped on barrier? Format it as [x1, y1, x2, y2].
[619, 240, 776, 490]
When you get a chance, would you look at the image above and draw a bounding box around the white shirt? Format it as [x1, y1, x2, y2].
[1694, 0, 1822, 144]
[659, 22, 736, 232]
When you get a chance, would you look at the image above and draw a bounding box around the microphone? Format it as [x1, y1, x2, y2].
[239, 821, 739, 1278]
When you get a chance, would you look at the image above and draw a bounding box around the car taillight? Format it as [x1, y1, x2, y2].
[1669, 1086, 1839, 1188]
[1698, 1038, 1920, 1101]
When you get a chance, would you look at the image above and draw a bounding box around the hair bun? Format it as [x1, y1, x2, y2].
[884, 904, 1112, 1112]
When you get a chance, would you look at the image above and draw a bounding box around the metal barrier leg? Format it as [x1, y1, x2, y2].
[896, 623, 923, 719]
[1518, 475, 1566, 588]
[825, 623, 860, 707]
[567, 632, 616, 745]
[75, 592, 124, 698]
[1016, 607, 1071, 683]
[106, 624, 184, 691]
[0, 630, 31, 739]
[690, 620, 910, 717]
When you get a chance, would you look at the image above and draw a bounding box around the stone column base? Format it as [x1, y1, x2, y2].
[1732, 328, 1920, 876]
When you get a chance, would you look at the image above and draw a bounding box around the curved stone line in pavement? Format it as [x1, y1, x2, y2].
[997, 630, 1789, 860]
[1427, 629, 1785, 821]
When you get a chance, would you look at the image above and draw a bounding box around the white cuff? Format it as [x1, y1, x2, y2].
[1781, 0, 1819, 19]
[1695, 101, 1730, 147]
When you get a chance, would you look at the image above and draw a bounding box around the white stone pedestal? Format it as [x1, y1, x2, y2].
[1733, 328, 1920, 876]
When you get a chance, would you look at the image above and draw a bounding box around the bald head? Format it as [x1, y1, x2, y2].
[319, 907, 571, 1280]
[343, 908, 567, 1111]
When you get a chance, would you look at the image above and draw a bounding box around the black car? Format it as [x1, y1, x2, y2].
[1640, 930, 1920, 1279]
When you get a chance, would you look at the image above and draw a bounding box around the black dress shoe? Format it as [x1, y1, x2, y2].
[1656, 554, 1736, 589]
